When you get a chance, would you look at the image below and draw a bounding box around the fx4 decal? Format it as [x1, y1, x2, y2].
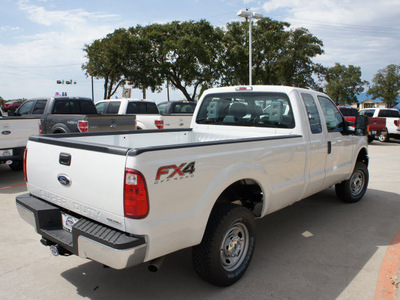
[155, 162, 195, 183]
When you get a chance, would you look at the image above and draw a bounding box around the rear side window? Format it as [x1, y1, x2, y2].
[127, 102, 159, 114]
[32, 100, 47, 114]
[107, 102, 121, 114]
[301, 93, 322, 134]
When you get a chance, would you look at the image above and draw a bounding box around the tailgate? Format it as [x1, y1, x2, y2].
[26, 139, 129, 231]
[0, 118, 40, 149]
[87, 115, 136, 132]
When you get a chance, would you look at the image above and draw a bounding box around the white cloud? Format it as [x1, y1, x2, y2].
[261, 0, 400, 80]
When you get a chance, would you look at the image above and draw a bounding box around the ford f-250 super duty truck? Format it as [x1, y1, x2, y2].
[16, 86, 369, 286]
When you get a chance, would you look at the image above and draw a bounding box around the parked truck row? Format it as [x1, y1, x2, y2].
[16, 85, 369, 286]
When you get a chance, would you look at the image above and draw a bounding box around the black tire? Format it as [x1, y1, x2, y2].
[367, 135, 374, 143]
[378, 129, 390, 142]
[192, 203, 255, 286]
[9, 160, 23, 171]
[335, 162, 368, 203]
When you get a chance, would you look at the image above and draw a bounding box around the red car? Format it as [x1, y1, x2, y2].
[1, 100, 23, 112]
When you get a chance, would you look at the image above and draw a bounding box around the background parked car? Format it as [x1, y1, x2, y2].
[1, 100, 23, 112]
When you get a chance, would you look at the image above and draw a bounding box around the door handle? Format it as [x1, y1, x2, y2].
[327, 141, 332, 154]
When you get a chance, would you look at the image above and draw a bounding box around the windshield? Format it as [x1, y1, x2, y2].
[196, 92, 295, 128]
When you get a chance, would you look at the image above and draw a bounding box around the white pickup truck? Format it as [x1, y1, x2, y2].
[1, 116, 40, 170]
[95, 99, 164, 130]
[16, 86, 369, 286]
[359, 108, 400, 142]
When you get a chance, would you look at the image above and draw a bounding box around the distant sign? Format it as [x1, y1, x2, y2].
[122, 88, 131, 98]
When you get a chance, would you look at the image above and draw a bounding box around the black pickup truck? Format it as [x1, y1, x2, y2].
[8, 97, 136, 133]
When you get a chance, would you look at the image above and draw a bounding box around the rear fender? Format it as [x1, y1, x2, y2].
[194, 161, 271, 242]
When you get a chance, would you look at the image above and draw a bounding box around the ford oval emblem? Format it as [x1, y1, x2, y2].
[2, 131, 11, 135]
[57, 174, 72, 186]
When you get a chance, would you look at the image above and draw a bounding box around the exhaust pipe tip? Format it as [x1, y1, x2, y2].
[49, 245, 60, 256]
[147, 257, 165, 272]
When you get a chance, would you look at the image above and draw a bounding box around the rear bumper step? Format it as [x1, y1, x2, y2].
[16, 193, 146, 269]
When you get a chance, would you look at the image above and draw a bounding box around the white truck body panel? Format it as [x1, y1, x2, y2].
[0, 117, 40, 149]
[19, 85, 368, 267]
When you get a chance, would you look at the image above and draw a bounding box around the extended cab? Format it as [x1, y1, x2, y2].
[157, 101, 196, 128]
[96, 98, 164, 130]
[359, 108, 400, 142]
[10, 97, 136, 134]
[16, 86, 369, 286]
[338, 106, 386, 143]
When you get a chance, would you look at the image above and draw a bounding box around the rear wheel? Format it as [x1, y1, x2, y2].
[335, 162, 368, 203]
[192, 203, 255, 286]
[378, 129, 390, 142]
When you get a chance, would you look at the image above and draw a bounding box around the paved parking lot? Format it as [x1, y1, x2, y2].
[0, 140, 399, 299]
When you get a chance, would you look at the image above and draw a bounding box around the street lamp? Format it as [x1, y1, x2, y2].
[237, 9, 263, 86]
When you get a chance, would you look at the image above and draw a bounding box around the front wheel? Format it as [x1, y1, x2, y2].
[192, 203, 255, 286]
[335, 162, 369, 203]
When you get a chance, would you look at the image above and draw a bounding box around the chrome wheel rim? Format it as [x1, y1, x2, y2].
[220, 222, 249, 272]
[350, 170, 365, 196]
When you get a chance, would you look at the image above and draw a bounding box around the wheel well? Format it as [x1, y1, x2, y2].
[357, 148, 369, 167]
[215, 179, 263, 217]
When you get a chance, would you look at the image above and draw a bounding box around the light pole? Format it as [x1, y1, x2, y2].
[237, 9, 263, 86]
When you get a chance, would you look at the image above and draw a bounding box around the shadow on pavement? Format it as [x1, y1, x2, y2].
[61, 187, 400, 300]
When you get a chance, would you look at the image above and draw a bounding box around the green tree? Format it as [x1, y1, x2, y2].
[277, 27, 324, 89]
[324, 63, 368, 105]
[221, 18, 324, 88]
[142, 20, 224, 101]
[123, 26, 164, 98]
[82, 28, 129, 99]
[368, 64, 400, 107]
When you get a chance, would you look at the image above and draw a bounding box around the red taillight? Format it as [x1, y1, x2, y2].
[124, 169, 149, 219]
[23, 148, 28, 182]
[395, 120, 399, 127]
[155, 120, 164, 129]
[78, 120, 89, 133]
[39, 123, 42, 135]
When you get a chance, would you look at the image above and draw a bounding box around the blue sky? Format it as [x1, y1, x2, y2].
[0, 0, 399, 102]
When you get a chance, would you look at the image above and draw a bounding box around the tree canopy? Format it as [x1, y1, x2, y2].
[324, 63, 368, 105]
[81, 18, 329, 101]
[367, 64, 400, 108]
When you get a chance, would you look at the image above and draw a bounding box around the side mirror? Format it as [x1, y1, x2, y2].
[355, 115, 369, 136]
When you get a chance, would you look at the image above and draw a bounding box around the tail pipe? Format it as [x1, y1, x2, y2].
[147, 256, 165, 272]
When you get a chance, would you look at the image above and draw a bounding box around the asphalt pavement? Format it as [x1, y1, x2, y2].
[0, 140, 399, 300]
